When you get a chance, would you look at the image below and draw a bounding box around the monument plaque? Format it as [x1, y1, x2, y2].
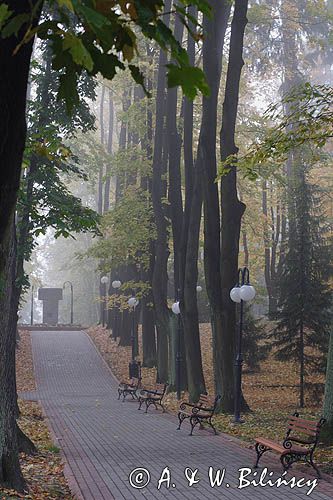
[38, 288, 63, 325]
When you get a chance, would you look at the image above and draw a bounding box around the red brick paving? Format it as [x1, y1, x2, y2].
[20, 330, 333, 500]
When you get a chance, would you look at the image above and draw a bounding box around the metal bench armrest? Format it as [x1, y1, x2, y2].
[179, 401, 196, 411]
[140, 388, 159, 396]
[193, 405, 213, 414]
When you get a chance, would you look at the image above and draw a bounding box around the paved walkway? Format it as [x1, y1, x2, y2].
[21, 330, 333, 500]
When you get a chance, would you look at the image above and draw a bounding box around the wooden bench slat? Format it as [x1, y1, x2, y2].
[255, 438, 308, 455]
[288, 426, 317, 436]
[288, 416, 319, 429]
[288, 420, 318, 432]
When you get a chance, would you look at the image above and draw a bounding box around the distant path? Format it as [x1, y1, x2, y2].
[21, 330, 333, 500]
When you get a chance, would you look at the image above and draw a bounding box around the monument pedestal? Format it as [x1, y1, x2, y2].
[38, 288, 63, 325]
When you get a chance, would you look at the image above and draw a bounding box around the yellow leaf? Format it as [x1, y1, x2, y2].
[122, 44, 134, 62]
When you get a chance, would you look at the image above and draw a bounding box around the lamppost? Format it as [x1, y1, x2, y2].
[171, 299, 182, 400]
[101, 275, 109, 327]
[30, 285, 34, 326]
[112, 280, 121, 338]
[230, 267, 256, 424]
[63, 281, 74, 325]
[128, 296, 139, 378]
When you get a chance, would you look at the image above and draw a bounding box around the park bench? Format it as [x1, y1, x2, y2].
[254, 412, 326, 478]
[138, 383, 168, 413]
[177, 393, 221, 436]
[118, 377, 142, 402]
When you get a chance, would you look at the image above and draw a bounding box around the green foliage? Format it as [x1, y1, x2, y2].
[18, 42, 100, 290]
[109, 146, 151, 178]
[242, 307, 270, 372]
[107, 279, 152, 311]
[272, 165, 332, 385]
[167, 64, 210, 100]
[228, 83, 333, 180]
[0, 0, 211, 111]
[89, 186, 156, 269]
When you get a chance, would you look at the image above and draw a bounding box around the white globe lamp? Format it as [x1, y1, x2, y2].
[128, 297, 139, 308]
[230, 286, 241, 303]
[239, 284, 256, 302]
[112, 280, 121, 289]
[172, 301, 181, 315]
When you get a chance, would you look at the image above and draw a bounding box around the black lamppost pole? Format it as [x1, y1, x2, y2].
[128, 297, 139, 361]
[101, 276, 109, 327]
[30, 285, 34, 326]
[230, 267, 256, 424]
[128, 297, 139, 376]
[111, 280, 121, 338]
[63, 281, 74, 325]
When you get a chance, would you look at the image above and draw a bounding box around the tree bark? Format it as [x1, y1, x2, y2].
[219, 0, 249, 412]
[165, 0, 187, 392]
[198, 0, 231, 406]
[0, 1, 42, 489]
[181, 5, 206, 402]
[323, 328, 333, 442]
[139, 59, 157, 367]
[104, 90, 114, 213]
[151, 1, 172, 384]
[98, 85, 105, 215]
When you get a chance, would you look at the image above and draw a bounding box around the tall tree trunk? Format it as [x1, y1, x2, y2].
[98, 85, 105, 215]
[151, 2, 172, 384]
[0, 1, 42, 489]
[219, 0, 249, 413]
[98, 86, 106, 324]
[14, 156, 38, 455]
[104, 90, 114, 213]
[140, 69, 157, 367]
[198, 0, 231, 406]
[181, 5, 206, 402]
[166, 1, 187, 392]
[262, 180, 284, 318]
[323, 328, 333, 443]
[141, 247, 157, 367]
[0, 223, 25, 490]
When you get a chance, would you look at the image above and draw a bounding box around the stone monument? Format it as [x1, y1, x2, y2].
[38, 288, 63, 325]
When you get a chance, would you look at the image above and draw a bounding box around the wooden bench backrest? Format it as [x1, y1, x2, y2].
[130, 377, 141, 387]
[198, 394, 214, 408]
[286, 413, 325, 443]
[155, 383, 168, 395]
[197, 394, 221, 414]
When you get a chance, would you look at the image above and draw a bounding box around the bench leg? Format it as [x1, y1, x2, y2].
[208, 418, 218, 435]
[118, 389, 122, 400]
[177, 412, 187, 430]
[280, 453, 294, 474]
[309, 453, 322, 479]
[254, 443, 269, 469]
[138, 398, 144, 410]
[159, 401, 166, 413]
[189, 416, 199, 436]
[145, 400, 151, 413]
